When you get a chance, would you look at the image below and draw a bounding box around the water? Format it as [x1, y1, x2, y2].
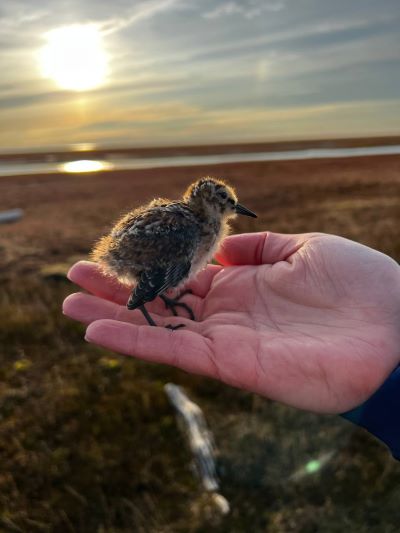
[1, 144, 400, 177]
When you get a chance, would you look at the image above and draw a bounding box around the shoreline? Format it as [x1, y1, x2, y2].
[1, 143, 400, 179]
[1, 152, 399, 182]
[1, 134, 400, 163]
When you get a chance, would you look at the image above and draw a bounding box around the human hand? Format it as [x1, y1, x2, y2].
[63, 232, 400, 413]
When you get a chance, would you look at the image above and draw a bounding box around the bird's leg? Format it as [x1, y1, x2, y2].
[159, 290, 195, 321]
[138, 304, 185, 331]
[138, 304, 157, 327]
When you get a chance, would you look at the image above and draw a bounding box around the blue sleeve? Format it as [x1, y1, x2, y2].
[341, 366, 400, 460]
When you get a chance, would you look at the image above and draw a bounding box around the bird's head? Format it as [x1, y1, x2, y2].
[184, 177, 257, 220]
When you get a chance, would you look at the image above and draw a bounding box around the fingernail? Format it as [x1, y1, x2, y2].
[66, 266, 75, 281]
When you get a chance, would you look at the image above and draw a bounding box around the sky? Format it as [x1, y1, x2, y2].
[1, 0, 400, 149]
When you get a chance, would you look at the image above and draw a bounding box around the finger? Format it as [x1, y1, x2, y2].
[186, 264, 222, 297]
[215, 231, 319, 266]
[63, 292, 145, 325]
[63, 278, 203, 319]
[68, 260, 207, 316]
[63, 292, 201, 331]
[67, 261, 131, 305]
[85, 319, 216, 377]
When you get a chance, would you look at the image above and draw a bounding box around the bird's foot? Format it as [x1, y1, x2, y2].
[137, 304, 185, 329]
[160, 291, 195, 321]
[165, 323, 186, 331]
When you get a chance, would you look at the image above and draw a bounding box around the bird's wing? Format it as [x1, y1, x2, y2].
[115, 202, 200, 265]
[127, 261, 191, 309]
[111, 202, 200, 308]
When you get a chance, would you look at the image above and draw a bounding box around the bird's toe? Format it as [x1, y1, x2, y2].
[165, 323, 186, 331]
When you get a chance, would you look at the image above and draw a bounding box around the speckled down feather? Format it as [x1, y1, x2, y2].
[91, 178, 240, 309]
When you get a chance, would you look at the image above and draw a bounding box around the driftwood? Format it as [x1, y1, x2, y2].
[164, 383, 230, 515]
[0, 208, 24, 224]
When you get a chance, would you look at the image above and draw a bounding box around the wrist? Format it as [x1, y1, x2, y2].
[341, 366, 400, 460]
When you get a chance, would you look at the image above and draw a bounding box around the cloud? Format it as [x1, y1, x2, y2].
[203, 0, 285, 19]
[0, 5, 48, 30]
[2, 96, 399, 149]
[0, 0, 399, 148]
[0, 91, 68, 109]
[101, 0, 184, 34]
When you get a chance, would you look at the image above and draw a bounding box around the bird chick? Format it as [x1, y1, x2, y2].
[91, 177, 257, 329]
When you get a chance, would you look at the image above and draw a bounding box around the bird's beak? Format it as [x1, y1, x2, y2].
[235, 203, 257, 218]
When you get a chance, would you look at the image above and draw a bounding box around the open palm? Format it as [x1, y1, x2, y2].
[63, 232, 400, 413]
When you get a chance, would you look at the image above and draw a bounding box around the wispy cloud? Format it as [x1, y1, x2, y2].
[101, 0, 183, 34]
[0, 6, 48, 30]
[203, 0, 285, 20]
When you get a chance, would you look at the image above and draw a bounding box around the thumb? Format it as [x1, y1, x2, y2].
[215, 231, 318, 266]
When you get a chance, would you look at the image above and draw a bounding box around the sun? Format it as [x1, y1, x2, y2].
[39, 24, 108, 91]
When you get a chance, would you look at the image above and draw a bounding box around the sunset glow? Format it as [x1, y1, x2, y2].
[0, 0, 398, 149]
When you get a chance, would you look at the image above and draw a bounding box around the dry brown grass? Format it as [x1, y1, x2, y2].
[0, 154, 399, 532]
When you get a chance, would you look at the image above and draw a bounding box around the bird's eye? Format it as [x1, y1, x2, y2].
[218, 191, 227, 200]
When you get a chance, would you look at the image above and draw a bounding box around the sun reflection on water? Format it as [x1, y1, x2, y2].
[59, 160, 112, 173]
